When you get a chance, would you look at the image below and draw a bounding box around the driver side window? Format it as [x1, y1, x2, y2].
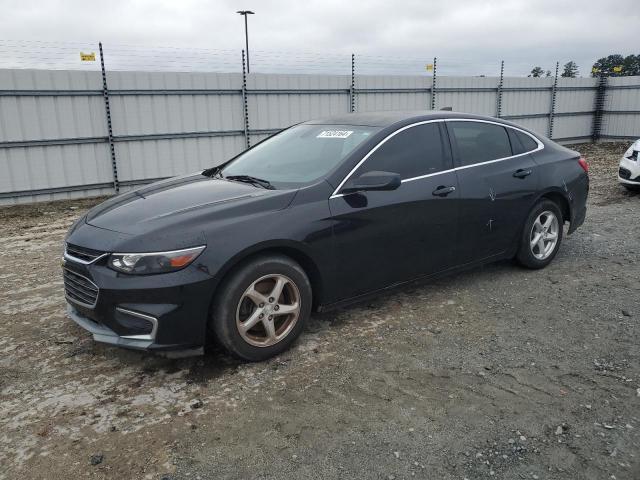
[352, 122, 448, 180]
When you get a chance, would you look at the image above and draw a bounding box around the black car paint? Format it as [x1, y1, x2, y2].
[451, 137, 541, 263]
[64, 111, 588, 352]
[330, 172, 460, 299]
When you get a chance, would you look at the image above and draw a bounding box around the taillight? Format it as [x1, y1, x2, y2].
[578, 157, 589, 174]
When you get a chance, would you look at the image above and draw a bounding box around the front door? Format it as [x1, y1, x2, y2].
[329, 122, 459, 301]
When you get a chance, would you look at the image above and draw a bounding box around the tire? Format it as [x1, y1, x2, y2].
[516, 199, 563, 269]
[209, 254, 312, 361]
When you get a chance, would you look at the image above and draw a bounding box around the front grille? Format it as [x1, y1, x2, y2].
[64, 268, 99, 308]
[65, 243, 106, 263]
[619, 167, 631, 180]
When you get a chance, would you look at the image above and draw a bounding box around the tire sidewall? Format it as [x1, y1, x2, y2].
[517, 199, 563, 269]
[210, 255, 312, 361]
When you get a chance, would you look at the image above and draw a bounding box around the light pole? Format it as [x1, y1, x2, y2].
[237, 10, 255, 73]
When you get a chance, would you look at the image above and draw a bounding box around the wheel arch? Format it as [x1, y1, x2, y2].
[513, 188, 571, 256]
[213, 240, 325, 311]
[536, 188, 571, 226]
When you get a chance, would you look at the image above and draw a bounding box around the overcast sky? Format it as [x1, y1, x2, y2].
[0, 0, 638, 76]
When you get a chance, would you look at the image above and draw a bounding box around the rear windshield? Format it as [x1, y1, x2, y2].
[221, 124, 379, 188]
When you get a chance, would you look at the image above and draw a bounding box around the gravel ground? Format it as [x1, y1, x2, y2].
[0, 142, 638, 480]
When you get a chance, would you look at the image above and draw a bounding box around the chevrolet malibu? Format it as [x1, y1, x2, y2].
[63, 111, 589, 361]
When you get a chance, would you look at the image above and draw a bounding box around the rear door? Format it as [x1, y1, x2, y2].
[329, 121, 459, 301]
[447, 120, 540, 263]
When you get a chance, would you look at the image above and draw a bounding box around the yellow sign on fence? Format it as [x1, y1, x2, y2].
[80, 52, 96, 62]
[425, 64, 434, 71]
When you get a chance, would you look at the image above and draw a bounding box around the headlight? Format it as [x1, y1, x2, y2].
[625, 140, 640, 160]
[624, 146, 634, 159]
[108, 246, 206, 275]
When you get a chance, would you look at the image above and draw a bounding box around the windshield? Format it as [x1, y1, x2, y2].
[221, 124, 379, 188]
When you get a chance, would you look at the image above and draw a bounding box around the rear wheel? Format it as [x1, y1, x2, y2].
[516, 199, 563, 269]
[210, 254, 312, 361]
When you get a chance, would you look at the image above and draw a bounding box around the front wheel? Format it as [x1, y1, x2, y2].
[516, 199, 563, 269]
[209, 254, 312, 361]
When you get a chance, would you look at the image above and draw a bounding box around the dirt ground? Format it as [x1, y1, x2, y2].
[0, 142, 638, 480]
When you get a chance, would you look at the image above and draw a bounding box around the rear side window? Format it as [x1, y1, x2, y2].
[449, 121, 512, 166]
[353, 123, 448, 180]
[514, 130, 539, 153]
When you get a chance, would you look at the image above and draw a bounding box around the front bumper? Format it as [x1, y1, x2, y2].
[67, 304, 156, 350]
[63, 254, 215, 355]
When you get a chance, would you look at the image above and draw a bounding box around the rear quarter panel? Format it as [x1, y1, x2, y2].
[530, 141, 589, 232]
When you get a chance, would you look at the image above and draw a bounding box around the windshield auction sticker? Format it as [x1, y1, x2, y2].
[317, 130, 353, 139]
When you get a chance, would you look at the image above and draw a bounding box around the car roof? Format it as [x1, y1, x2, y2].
[303, 111, 508, 128]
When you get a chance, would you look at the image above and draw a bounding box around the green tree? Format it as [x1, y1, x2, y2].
[591, 54, 640, 77]
[623, 54, 640, 75]
[529, 66, 544, 77]
[561, 61, 579, 78]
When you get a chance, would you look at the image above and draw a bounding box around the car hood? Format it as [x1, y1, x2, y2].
[85, 174, 296, 236]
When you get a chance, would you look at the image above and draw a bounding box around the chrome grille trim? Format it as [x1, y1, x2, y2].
[64, 243, 109, 265]
[63, 268, 99, 308]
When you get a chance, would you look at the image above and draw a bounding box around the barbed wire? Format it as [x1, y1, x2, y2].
[0, 40, 581, 77]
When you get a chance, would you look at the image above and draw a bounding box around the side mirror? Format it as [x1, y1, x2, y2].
[341, 170, 401, 194]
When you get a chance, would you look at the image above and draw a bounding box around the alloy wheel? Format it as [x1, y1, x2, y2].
[529, 210, 559, 260]
[235, 274, 301, 347]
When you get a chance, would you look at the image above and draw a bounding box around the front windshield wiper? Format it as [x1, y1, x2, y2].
[225, 175, 275, 190]
[203, 167, 274, 190]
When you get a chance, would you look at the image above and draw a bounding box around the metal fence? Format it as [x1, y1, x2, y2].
[1, 50, 639, 204]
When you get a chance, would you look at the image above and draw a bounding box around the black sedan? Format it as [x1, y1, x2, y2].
[63, 111, 589, 361]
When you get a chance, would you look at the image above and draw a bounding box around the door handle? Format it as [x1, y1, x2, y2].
[513, 168, 532, 179]
[432, 185, 456, 197]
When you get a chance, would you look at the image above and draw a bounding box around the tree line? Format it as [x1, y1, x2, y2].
[528, 54, 640, 78]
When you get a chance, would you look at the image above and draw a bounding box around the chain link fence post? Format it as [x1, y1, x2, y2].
[496, 60, 504, 118]
[241, 49, 250, 149]
[98, 42, 119, 193]
[592, 76, 607, 141]
[350, 53, 356, 113]
[430, 57, 437, 110]
[548, 61, 559, 139]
